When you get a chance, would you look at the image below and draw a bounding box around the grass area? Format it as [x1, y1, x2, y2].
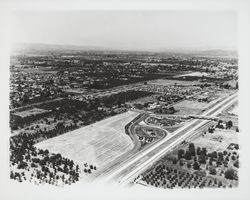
[35, 111, 139, 169]
[130, 94, 159, 104]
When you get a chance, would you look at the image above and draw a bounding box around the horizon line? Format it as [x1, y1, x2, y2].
[12, 42, 238, 53]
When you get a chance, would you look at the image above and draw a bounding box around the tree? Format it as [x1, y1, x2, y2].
[218, 152, 224, 162]
[196, 147, 201, 155]
[44, 149, 49, 155]
[173, 158, 177, 164]
[211, 151, 218, 160]
[208, 127, 214, 133]
[31, 163, 37, 168]
[25, 154, 31, 160]
[209, 167, 216, 175]
[216, 160, 222, 166]
[189, 143, 196, 156]
[201, 147, 207, 156]
[193, 162, 200, 170]
[179, 159, 185, 166]
[227, 120, 233, 129]
[17, 161, 28, 169]
[76, 165, 79, 171]
[225, 168, 235, 180]
[234, 160, 239, 168]
[199, 154, 206, 164]
[177, 149, 185, 160]
[184, 150, 192, 160]
[189, 143, 195, 150]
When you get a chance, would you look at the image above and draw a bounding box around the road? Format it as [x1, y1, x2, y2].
[91, 113, 168, 179]
[101, 92, 237, 185]
[10, 82, 145, 112]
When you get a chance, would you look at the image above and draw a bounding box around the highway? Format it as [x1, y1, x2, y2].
[101, 92, 237, 185]
[92, 113, 168, 179]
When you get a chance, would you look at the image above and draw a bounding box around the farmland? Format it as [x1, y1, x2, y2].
[35, 111, 139, 169]
[136, 120, 239, 188]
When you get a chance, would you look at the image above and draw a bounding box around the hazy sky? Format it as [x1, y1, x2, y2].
[11, 11, 237, 51]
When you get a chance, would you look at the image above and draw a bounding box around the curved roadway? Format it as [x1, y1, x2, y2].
[102, 92, 238, 185]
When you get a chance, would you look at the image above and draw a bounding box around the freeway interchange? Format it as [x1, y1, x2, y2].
[98, 92, 238, 186]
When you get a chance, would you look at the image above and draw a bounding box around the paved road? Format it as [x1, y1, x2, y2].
[10, 82, 145, 112]
[92, 113, 169, 179]
[10, 97, 64, 112]
[101, 92, 237, 185]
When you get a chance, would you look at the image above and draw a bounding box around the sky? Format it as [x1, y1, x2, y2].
[11, 11, 237, 51]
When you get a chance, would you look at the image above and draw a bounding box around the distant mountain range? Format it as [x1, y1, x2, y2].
[12, 43, 237, 57]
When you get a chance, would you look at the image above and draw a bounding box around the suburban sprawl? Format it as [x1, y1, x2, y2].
[9, 44, 238, 188]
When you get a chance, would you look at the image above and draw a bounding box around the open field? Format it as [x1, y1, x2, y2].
[35, 111, 139, 169]
[228, 104, 238, 116]
[130, 94, 159, 104]
[192, 129, 238, 152]
[174, 71, 209, 78]
[173, 100, 210, 115]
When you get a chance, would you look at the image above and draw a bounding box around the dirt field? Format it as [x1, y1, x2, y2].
[192, 129, 238, 152]
[173, 100, 210, 115]
[228, 104, 238, 116]
[35, 111, 139, 169]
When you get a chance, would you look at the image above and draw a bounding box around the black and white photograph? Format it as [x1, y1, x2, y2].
[0, 0, 250, 200]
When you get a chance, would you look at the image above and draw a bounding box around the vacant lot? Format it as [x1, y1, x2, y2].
[173, 100, 210, 115]
[228, 104, 238, 116]
[193, 129, 238, 152]
[130, 94, 159, 104]
[35, 111, 139, 169]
